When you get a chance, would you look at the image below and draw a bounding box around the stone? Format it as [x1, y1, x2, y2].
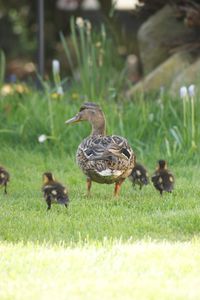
[137, 5, 194, 75]
[170, 58, 200, 96]
[126, 52, 193, 98]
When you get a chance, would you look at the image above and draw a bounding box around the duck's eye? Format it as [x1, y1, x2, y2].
[121, 148, 130, 158]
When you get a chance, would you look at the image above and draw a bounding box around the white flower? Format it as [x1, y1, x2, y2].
[38, 134, 47, 143]
[57, 86, 64, 95]
[76, 17, 84, 28]
[188, 84, 195, 97]
[52, 60, 60, 74]
[85, 20, 92, 34]
[179, 86, 188, 98]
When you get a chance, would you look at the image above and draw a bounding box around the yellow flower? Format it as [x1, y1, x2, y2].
[0, 84, 14, 96]
[14, 84, 29, 94]
[51, 93, 62, 100]
[71, 93, 79, 100]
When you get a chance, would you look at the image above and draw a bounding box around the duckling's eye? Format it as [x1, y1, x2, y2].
[121, 148, 131, 159]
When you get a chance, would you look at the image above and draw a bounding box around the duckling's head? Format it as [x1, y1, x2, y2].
[43, 172, 55, 184]
[65, 102, 106, 135]
[158, 160, 167, 170]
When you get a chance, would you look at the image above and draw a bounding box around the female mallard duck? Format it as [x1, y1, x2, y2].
[65, 102, 135, 196]
[0, 166, 10, 194]
[129, 162, 149, 190]
[151, 160, 174, 195]
[42, 172, 69, 210]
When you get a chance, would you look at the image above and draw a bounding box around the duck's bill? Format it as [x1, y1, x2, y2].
[65, 114, 80, 124]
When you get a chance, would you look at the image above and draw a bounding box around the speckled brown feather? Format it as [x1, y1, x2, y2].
[76, 134, 135, 184]
[65, 102, 136, 195]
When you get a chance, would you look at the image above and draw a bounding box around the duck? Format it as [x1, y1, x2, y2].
[129, 162, 149, 190]
[151, 160, 174, 195]
[42, 172, 69, 210]
[65, 102, 135, 196]
[0, 166, 10, 194]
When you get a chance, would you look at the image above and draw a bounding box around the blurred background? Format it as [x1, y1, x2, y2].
[0, 0, 142, 80]
[1, 0, 200, 94]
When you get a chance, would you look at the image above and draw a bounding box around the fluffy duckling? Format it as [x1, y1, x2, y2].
[151, 160, 174, 195]
[0, 166, 10, 194]
[65, 102, 135, 197]
[129, 163, 149, 190]
[42, 172, 69, 210]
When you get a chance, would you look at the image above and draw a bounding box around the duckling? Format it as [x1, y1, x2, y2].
[42, 172, 69, 210]
[65, 102, 135, 196]
[129, 163, 149, 190]
[0, 166, 10, 194]
[151, 160, 174, 195]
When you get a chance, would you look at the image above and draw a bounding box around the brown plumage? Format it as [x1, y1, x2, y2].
[0, 166, 10, 194]
[129, 163, 149, 190]
[42, 172, 69, 210]
[151, 160, 174, 195]
[65, 102, 135, 196]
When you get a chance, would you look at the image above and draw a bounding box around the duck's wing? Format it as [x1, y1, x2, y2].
[43, 183, 69, 204]
[163, 172, 174, 192]
[80, 135, 134, 163]
[151, 171, 174, 192]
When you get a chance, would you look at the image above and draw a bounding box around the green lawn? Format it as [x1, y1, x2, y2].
[1, 86, 200, 299]
[0, 147, 200, 299]
[1, 240, 200, 300]
[0, 148, 200, 244]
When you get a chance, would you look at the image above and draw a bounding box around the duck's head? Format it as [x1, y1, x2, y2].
[43, 172, 55, 184]
[158, 160, 167, 170]
[65, 102, 106, 135]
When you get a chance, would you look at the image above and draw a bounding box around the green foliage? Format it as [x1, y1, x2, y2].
[1, 86, 200, 163]
[60, 17, 124, 100]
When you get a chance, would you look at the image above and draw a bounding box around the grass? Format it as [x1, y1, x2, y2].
[0, 106, 200, 300]
[1, 90, 200, 299]
[1, 240, 200, 300]
[0, 148, 200, 299]
[0, 147, 200, 244]
[1, 90, 200, 298]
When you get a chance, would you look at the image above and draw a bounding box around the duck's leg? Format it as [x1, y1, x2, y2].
[4, 182, 7, 194]
[46, 196, 51, 210]
[86, 178, 92, 196]
[114, 179, 125, 197]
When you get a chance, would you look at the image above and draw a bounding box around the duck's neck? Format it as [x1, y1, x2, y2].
[90, 112, 106, 136]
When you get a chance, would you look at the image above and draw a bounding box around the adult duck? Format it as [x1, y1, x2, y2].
[65, 102, 136, 196]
